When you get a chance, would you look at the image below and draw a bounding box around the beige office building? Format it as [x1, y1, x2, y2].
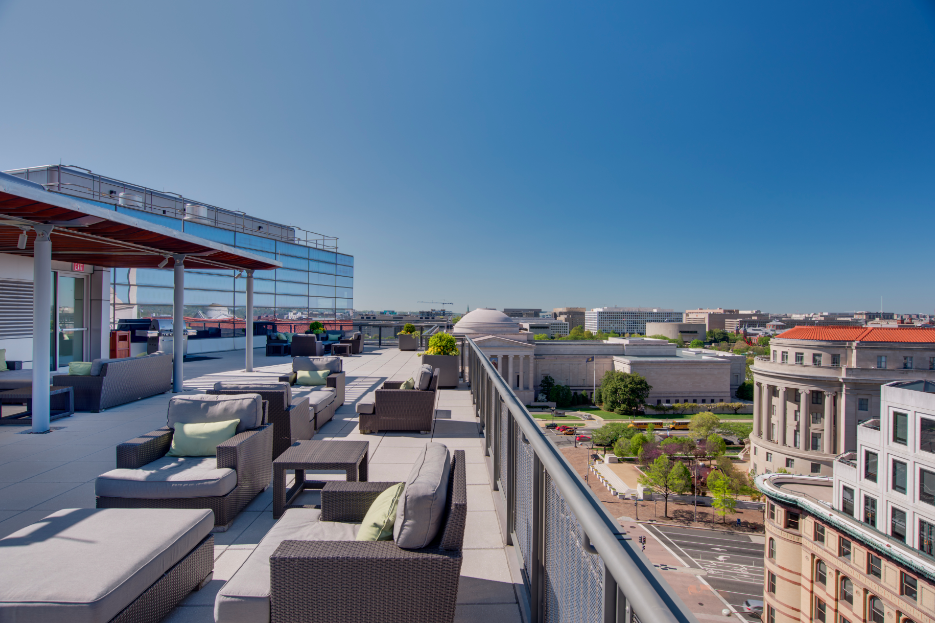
[751, 327, 935, 477]
[685, 308, 762, 332]
[553, 307, 585, 330]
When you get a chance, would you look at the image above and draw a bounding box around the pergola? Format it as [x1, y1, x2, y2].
[0, 173, 281, 433]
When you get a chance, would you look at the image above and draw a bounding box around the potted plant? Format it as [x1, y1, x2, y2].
[421, 332, 460, 388]
[398, 323, 418, 351]
[306, 321, 324, 335]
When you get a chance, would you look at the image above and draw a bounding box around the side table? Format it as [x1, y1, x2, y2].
[273, 440, 369, 519]
[331, 343, 351, 357]
[0, 385, 75, 426]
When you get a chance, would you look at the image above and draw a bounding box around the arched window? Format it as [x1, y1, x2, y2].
[840, 577, 853, 604]
[816, 560, 827, 585]
[868, 596, 884, 623]
[768, 538, 775, 559]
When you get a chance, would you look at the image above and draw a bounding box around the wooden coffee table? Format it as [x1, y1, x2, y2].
[273, 440, 369, 518]
[0, 385, 74, 426]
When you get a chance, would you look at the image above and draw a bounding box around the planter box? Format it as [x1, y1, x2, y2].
[398, 334, 418, 351]
[422, 354, 459, 388]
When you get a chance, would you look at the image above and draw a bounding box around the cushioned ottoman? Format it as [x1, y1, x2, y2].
[0, 508, 214, 623]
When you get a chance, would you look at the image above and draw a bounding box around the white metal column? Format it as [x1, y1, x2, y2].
[31, 226, 53, 433]
[245, 269, 254, 372]
[172, 255, 185, 393]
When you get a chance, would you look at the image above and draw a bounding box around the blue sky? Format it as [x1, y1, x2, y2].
[2, 1, 934, 315]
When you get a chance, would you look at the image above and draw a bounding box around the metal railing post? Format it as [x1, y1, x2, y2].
[531, 451, 545, 623]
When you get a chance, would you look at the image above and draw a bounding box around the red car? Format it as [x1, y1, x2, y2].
[575, 435, 591, 442]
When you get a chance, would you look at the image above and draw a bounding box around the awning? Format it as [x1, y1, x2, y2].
[0, 174, 281, 271]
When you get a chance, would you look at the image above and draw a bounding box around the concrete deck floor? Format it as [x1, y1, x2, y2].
[0, 347, 521, 623]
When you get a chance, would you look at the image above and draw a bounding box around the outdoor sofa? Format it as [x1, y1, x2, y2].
[279, 356, 345, 430]
[356, 364, 438, 434]
[265, 333, 292, 356]
[215, 443, 466, 623]
[95, 393, 273, 530]
[208, 381, 312, 460]
[317, 329, 346, 353]
[52, 351, 172, 412]
[0, 508, 214, 623]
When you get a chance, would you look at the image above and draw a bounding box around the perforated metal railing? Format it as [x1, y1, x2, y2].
[465, 337, 699, 623]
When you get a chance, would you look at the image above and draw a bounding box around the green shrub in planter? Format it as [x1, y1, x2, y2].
[424, 332, 459, 356]
[400, 323, 416, 335]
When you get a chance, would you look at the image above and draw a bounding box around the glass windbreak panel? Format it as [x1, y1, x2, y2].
[183, 221, 235, 245]
[921, 418, 935, 453]
[920, 469, 935, 505]
[894, 412, 908, 445]
[57, 276, 85, 367]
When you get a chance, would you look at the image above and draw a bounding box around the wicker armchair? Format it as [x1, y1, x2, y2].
[339, 331, 363, 354]
[266, 450, 466, 623]
[207, 382, 311, 460]
[51, 352, 172, 412]
[95, 394, 273, 530]
[291, 334, 324, 357]
[266, 334, 290, 356]
[358, 369, 439, 434]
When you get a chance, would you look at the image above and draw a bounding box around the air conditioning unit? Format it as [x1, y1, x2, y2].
[184, 204, 210, 224]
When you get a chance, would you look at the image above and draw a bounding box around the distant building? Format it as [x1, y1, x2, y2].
[518, 319, 569, 338]
[503, 308, 541, 319]
[553, 307, 586, 331]
[855, 311, 897, 321]
[585, 307, 683, 336]
[644, 322, 705, 344]
[684, 308, 762, 332]
[724, 315, 772, 333]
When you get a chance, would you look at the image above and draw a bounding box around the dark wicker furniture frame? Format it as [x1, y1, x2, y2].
[272, 440, 369, 519]
[266, 335, 290, 356]
[339, 332, 362, 354]
[52, 354, 172, 412]
[358, 372, 438, 434]
[207, 386, 311, 460]
[97, 402, 273, 530]
[291, 334, 324, 357]
[0, 385, 74, 425]
[268, 450, 466, 623]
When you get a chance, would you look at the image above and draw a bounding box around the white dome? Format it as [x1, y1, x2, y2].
[453, 308, 521, 335]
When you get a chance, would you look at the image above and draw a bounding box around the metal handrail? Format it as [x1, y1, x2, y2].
[465, 336, 698, 623]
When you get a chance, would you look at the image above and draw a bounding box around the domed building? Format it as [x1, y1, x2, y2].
[452, 308, 523, 337]
[454, 309, 537, 403]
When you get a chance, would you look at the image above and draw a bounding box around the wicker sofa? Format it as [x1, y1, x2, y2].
[208, 382, 312, 460]
[356, 364, 438, 434]
[52, 352, 172, 412]
[215, 445, 466, 623]
[279, 356, 345, 430]
[95, 393, 273, 530]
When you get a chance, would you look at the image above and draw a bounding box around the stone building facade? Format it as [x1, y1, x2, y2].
[751, 327, 935, 477]
[553, 307, 585, 331]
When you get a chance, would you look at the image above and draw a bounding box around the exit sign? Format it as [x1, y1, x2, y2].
[72, 263, 85, 272]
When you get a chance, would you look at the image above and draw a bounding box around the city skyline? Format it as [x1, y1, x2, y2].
[2, 2, 934, 313]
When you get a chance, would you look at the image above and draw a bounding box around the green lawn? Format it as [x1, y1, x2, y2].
[569, 408, 752, 421]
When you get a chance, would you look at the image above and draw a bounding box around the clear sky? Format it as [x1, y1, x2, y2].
[2, 1, 934, 315]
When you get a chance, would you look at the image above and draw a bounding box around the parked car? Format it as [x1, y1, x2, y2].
[561, 428, 576, 436]
[575, 435, 591, 442]
[741, 600, 763, 618]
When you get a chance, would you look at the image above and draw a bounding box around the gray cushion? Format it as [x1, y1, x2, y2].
[292, 356, 342, 374]
[95, 456, 237, 499]
[89, 356, 134, 376]
[299, 388, 335, 414]
[213, 381, 292, 406]
[393, 443, 451, 549]
[167, 393, 262, 433]
[215, 508, 358, 623]
[416, 364, 433, 391]
[0, 508, 212, 623]
[355, 392, 376, 415]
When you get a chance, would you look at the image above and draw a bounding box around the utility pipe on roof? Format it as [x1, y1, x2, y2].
[31, 225, 54, 433]
[173, 255, 185, 393]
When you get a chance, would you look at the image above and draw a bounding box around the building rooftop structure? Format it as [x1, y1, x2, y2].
[776, 326, 935, 342]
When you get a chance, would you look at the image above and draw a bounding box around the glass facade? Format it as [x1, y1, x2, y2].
[111, 229, 353, 326]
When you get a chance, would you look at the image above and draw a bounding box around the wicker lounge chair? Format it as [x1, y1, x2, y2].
[291, 334, 324, 357]
[339, 331, 363, 354]
[95, 393, 273, 530]
[356, 365, 438, 434]
[215, 446, 466, 623]
[51, 352, 172, 412]
[279, 356, 345, 430]
[207, 382, 312, 460]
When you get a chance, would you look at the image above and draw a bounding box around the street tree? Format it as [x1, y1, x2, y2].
[705, 434, 727, 462]
[689, 339, 704, 348]
[708, 472, 737, 523]
[600, 371, 652, 414]
[539, 375, 556, 401]
[639, 456, 692, 518]
[689, 412, 721, 439]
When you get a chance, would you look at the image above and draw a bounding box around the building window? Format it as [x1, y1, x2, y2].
[767, 606, 775, 623]
[815, 598, 826, 623]
[772, 351, 776, 362]
[781, 352, 788, 364]
[795, 352, 804, 365]
[892, 507, 907, 543]
[877, 355, 887, 369]
[840, 577, 853, 605]
[811, 462, 822, 475]
[904, 356, 914, 370]
[930, 356, 935, 370]
[839, 536, 851, 560]
[840, 616, 851, 623]
[842, 486, 855, 516]
[811, 433, 822, 451]
[867, 553, 882, 578]
[815, 559, 827, 584]
[920, 519, 935, 558]
[768, 538, 775, 559]
[786, 511, 800, 530]
[902, 572, 918, 601]
[863, 495, 877, 527]
[794, 409, 800, 422]
[794, 430, 801, 447]
[920, 418, 935, 453]
[786, 458, 795, 469]
[768, 503, 776, 521]
[864, 451, 878, 482]
[814, 522, 825, 543]
[922, 469, 935, 506]
[868, 597, 884, 623]
[832, 354, 841, 367]
[771, 423, 776, 439]
[812, 411, 823, 424]
[893, 411, 908, 445]
[771, 405, 776, 416]
[858, 398, 869, 411]
[766, 452, 773, 462]
[767, 571, 776, 594]
[892, 460, 908, 493]
[813, 354, 822, 366]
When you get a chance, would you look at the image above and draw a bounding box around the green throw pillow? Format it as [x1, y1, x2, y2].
[399, 377, 415, 390]
[356, 483, 405, 541]
[326, 331, 342, 341]
[296, 370, 330, 386]
[274, 332, 287, 341]
[68, 361, 93, 376]
[166, 419, 240, 457]
[0, 348, 6, 372]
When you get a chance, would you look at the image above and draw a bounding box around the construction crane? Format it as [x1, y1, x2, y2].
[418, 301, 453, 307]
